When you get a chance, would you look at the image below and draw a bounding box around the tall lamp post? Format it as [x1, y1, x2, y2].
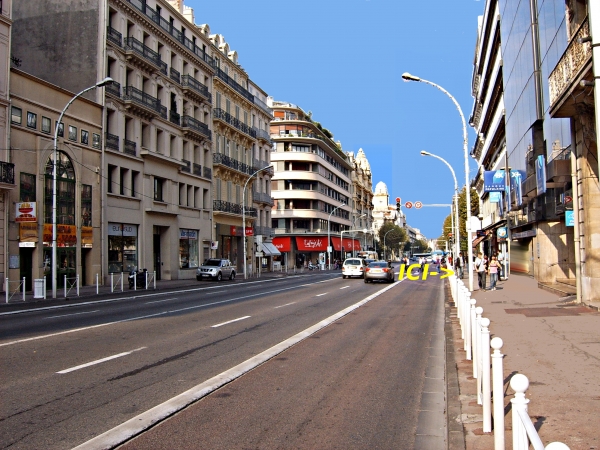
[52, 77, 113, 299]
[420, 151, 460, 266]
[352, 213, 366, 257]
[327, 202, 345, 270]
[383, 229, 399, 261]
[242, 164, 273, 280]
[402, 72, 473, 291]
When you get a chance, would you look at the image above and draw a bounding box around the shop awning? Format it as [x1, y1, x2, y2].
[472, 235, 487, 248]
[272, 237, 291, 252]
[295, 236, 328, 252]
[331, 237, 361, 251]
[261, 242, 281, 256]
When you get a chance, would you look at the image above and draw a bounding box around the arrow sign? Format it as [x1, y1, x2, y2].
[415, 201, 423, 209]
[405, 201, 413, 209]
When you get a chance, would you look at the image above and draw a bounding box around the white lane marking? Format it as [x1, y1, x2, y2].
[72, 279, 403, 450]
[315, 293, 327, 297]
[211, 316, 251, 328]
[274, 302, 296, 309]
[340, 286, 350, 290]
[57, 347, 146, 374]
[145, 298, 178, 304]
[44, 310, 100, 320]
[0, 281, 329, 347]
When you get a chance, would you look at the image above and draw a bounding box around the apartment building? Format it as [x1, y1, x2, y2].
[471, 0, 579, 293]
[209, 33, 273, 274]
[346, 148, 374, 249]
[547, 0, 600, 301]
[269, 100, 353, 268]
[8, 69, 103, 289]
[0, 0, 16, 287]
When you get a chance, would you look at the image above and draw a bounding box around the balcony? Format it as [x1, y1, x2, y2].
[106, 132, 119, 151]
[253, 191, 274, 206]
[214, 67, 254, 103]
[213, 200, 256, 217]
[253, 96, 273, 117]
[546, 149, 571, 185]
[123, 86, 163, 119]
[106, 26, 122, 47]
[254, 225, 275, 237]
[123, 139, 137, 156]
[124, 37, 167, 74]
[253, 159, 274, 176]
[181, 74, 211, 103]
[0, 161, 15, 186]
[105, 80, 121, 98]
[170, 110, 181, 126]
[213, 108, 257, 139]
[181, 115, 211, 141]
[203, 166, 212, 179]
[181, 159, 191, 173]
[213, 152, 254, 175]
[254, 127, 271, 143]
[549, 16, 592, 117]
[170, 67, 181, 84]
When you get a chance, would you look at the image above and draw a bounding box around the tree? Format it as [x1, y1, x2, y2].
[457, 186, 480, 253]
[377, 222, 406, 259]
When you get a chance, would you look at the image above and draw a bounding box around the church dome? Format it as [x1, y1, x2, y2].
[374, 181, 388, 195]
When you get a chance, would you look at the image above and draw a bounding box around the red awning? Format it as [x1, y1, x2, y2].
[295, 236, 328, 252]
[331, 237, 359, 251]
[272, 237, 291, 252]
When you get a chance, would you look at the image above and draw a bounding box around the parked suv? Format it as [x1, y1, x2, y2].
[342, 258, 367, 279]
[196, 258, 236, 281]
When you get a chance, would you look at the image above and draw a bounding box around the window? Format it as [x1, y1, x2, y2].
[27, 112, 37, 129]
[44, 151, 75, 226]
[179, 229, 199, 269]
[41, 116, 51, 134]
[20, 173, 36, 201]
[92, 133, 101, 149]
[56, 122, 64, 137]
[81, 130, 89, 145]
[11, 107, 22, 125]
[81, 184, 92, 227]
[107, 164, 117, 193]
[154, 177, 164, 201]
[68, 126, 77, 141]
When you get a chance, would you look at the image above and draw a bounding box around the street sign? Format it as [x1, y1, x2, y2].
[395, 197, 401, 203]
[405, 201, 413, 209]
[564, 195, 573, 203]
[415, 201, 422, 209]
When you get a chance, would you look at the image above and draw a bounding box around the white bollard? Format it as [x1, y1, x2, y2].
[111, 273, 114, 293]
[76, 275, 79, 296]
[545, 443, 570, 450]
[466, 298, 476, 360]
[475, 306, 483, 384]
[22, 277, 26, 301]
[5, 278, 7, 303]
[491, 337, 505, 450]
[481, 317, 491, 432]
[153, 271, 156, 289]
[96, 273, 99, 294]
[64, 275, 67, 298]
[510, 374, 530, 450]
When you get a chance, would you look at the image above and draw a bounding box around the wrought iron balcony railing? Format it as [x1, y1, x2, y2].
[107, 26, 122, 47]
[215, 67, 254, 102]
[182, 115, 211, 140]
[213, 108, 256, 139]
[254, 225, 275, 237]
[214, 152, 254, 175]
[105, 80, 121, 98]
[124, 37, 167, 74]
[181, 159, 191, 173]
[203, 166, 212, 179]
[181, 74, 211, 102]
[170, 67, 181, 84]
[106, 132, 119, 150]
[123, 86, 163, 115]
[254, 127, 271, 142]
[123, 138, 137, 156]
[253, 96, 273, 116]
[213, 200, 256, 217]
[253, 191, 274, 206]
[192, 163, 202, 176]
[170, 110, 181, 126]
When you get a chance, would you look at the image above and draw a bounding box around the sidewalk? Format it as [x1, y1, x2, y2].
[450, 273, 600, 450]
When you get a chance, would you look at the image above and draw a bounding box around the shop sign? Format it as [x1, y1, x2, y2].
[483, 170, 506, 192]
[19, 222, 38, 243]
[497, 227, 508, 239]
[272, 237, 291, 252]
[81, 226, 94, 247]
[295, 237, 328, 252]
[179, 229, 198, 240]
[565, 210, 575, 227]
[43, 224, 77, 246]
[211, 241, 219, 249]
[108, 223, 137, 236]
[511, 229, 536, 240]
[16, 202, 37, 222]
[536, 155, 547, 195]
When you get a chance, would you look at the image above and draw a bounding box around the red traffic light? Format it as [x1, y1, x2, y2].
[395, 197, 401, 203]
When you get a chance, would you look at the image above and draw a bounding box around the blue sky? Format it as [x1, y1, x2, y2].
[189, 0, 485, 239]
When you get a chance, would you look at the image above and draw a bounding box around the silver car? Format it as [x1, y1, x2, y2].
[364, 261, 395, 283]
[196, 258, 236, 281]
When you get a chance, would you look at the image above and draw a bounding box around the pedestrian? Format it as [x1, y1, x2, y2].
[488, 255, 501, 290]
[475, 252, 487, 290]
[497, 252, 505, 279]
[455, 252, 463, 279]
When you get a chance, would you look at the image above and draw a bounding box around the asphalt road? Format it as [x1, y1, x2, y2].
[0, 269, 446, 449]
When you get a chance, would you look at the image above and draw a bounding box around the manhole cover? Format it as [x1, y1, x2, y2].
[504, 306, 595, 317]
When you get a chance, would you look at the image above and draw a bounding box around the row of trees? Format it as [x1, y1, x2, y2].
[437, 187, 480, 254]
[377, 222, 428, 261]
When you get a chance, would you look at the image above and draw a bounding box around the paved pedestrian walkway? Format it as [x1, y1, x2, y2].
[450, 273, 600, 450]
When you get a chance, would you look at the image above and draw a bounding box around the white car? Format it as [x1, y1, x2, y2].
[342, 258, 367, 279]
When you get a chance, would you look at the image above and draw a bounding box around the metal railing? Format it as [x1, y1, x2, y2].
[213, 152, 255, 175]
[253, 96, 273, 116]
[215, 67, 254, 102]
[0, 160, 15, 185]
[105, 80, 121, 98]
[203, 166, 212, 179]
[170, 67, 181, 84]
[192, 163, 202, 176]
[107, 26, 122, 47]
[106, 132, 120, 151]
[123, 86, 163, 115]
[170, 110, 181, 126]
[213, 200, 256, 216]
[182, 115, 211, 139]
[213, 108, 257, 138]
[253, 191, 274, 205]
[448, 270, 570, 450]
[124, 37, 167, 74]
[181, 74, 211, 101]
[123, 139, 137, 156]
[254, 127, 272, 142]
[181, 159, 191, 173]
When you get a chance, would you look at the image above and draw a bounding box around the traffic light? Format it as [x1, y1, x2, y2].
[396, 201, 401, 212]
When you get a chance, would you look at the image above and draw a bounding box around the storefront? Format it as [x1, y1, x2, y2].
[331, 236, 361, 261]
[179, 229, 199, 270]
[215, 223, 243, 271]
[107, 223, 138, 273]
[272, 237, 291, 268]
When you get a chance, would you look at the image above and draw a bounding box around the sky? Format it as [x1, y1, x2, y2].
[188, 0, 485, 239]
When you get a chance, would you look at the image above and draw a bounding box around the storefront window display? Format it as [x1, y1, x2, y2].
[179, 229, 199, 269]
[108, 223, 138, 273]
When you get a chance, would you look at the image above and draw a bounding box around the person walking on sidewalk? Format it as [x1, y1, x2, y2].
[475, 252, 487, 290]
[488, 255, 501, 290]
[455, 252, 463, 279]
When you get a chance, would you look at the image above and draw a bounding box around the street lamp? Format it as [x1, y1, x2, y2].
[52, 77, 113, 298]
[403, 72, 474, 291]
[243, 164, 273, 279]
[383, 228, 399, 261]
[420, 151, 460, 267]
[352, 213, 366, 257]
[327, 202, 346, 270]
[341, 228, 368, 259]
